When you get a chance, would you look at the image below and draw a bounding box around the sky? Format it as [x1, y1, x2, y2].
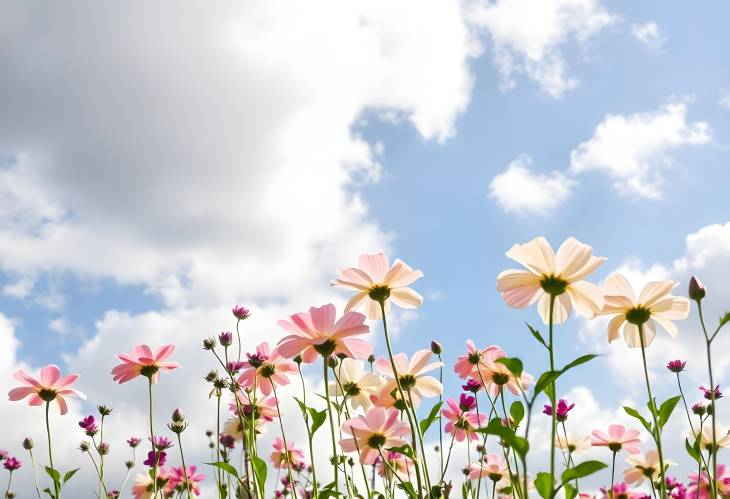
[0, 0, 729, 496]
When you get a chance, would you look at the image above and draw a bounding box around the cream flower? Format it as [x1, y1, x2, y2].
[600, 274, 690, 348]
[330, 358, 385, 411]
[623, 450, 673, 485]
[556, 433, 591, 454]
[692, 426, 730, 453]
[497, 237, 606, 324]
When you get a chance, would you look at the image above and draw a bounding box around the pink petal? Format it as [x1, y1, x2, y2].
[39, 365, 62, 386]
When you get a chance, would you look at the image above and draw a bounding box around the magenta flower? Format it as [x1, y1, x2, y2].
[277, 303, 371, 362]
[8, 364, 86, 415]
[689, 464, 728, 499]
[591, 424, 642, 454]
[127, 437, 141, 448]
[143, 450, 167, 467]
[459, 393, 476, 411]
[462, 378, 481, 393]
[691, 402, 706, 415]
[169, 465, 205, 496]
[666, 360, 686, 373]
[226, 361, 246, 375]
[600, 482, 644, 499]
[339, 407, 411, 464]
[219, 331, 233, 347]
[237, 342, 298, 396]
[111, 344, 179, 384]
[232, 305, 251, 320]
[149, 436, 173, 450]
[442, 397, 487, 442]
[270, 437, 306, 470]
[2, 457, 21, 471]
[543, 399, 574, 422]
[699, 385, 722, 400]
[219, 434, 235, 449]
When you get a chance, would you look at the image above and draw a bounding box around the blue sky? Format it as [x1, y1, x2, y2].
[1, 0, 729, 495]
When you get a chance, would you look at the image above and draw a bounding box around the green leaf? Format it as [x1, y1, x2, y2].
[534, 472, 553, 499]
[496, 357, 523, 377]
[62, 468, 79, 484]
[685, 437, 701, 463]
[387, 444, 415, 459]
[41, 488, 54, 498]
[44, 466, 61, 484]
[561, 354, 599, 372]
[475, 418, 529, 457]
[510, 401, 525, 427]
[564, 482, 578, 499]
[533, 371, 561, 398]
[657, 395, 682, 428]
[396, 481, 418, 498]
[623, 406, 652, 433]
[527, 323, 548, 350]
[250, 456, 267, 495]
[561, 460, 607, 483]
[419, 401, 443, 435]
[206, 461, 239, 479]
[310, 408, 328, 435]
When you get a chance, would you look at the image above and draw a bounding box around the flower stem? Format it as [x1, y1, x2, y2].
[176, 433, 192, 499]
[28, 448, 42, 499]
[437, 356, 444, 477]
[697, 301, 718, 498]
[147, 377, 158, 498]
[270, 381, 296, 496]
[610, 450, 616, 499]
[298, 366, 319, 498]
[322, 358, 340, 495]
[548, 293, 557, 497]
[45, 401, 60, 498]
[4, 471, 13, 499]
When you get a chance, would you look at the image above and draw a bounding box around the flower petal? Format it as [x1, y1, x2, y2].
[389, 288, 423, 309]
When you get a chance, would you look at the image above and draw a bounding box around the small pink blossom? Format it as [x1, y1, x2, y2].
[111, 345, 179, 384]
[453, 340, 505, 379]
[591, 424, 642, 454]
[442, 396, 487, 442]
[169, 465, 205, 496]
[237, 342, 298, 396]
[375, 451, 414, 480]
[270, 437, 306, 470]
[339, 407, 411, 464]
[8, 364, 86, 415]
[543, 399, 574, 422]
[373, 349, 443, 408]
[467, 454, 508, 481]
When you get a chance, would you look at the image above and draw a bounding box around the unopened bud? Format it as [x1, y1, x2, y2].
[172, 408, 185, 423]
[97, 405, 113, 416]
[327, 356, 338, 369]
[22, 437, 34, 450]
[203, 337, 217, 350]
[689, 276, 706, 302]
[430, 340, 443, 355]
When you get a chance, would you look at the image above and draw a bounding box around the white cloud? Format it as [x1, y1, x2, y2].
[631, 21, 665, 49]
[719, 89, 730, 110]
[468, 0, 616, 97]
[488, 155, 575, 215]
[570, 101, 712, 199]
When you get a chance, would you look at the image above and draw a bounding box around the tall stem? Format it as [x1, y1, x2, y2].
[548, 294, 557, 497]
[438, 357, 444, 478]
[4, 471, 13, 499]
[697, 302, 717, 497]
[323, 358, 340, 495]
[298, 366, 319, 498]
[147, 378, 158, 498]
[271, 381, 296, 496]
[45, 401, 59, 498]
[638, 323, 666, 499]
[610, 451, 616, 499]
[28, 448, 42, 499]
[177, 433, 192, 499]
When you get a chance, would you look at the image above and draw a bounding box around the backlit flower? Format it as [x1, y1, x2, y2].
[2, 457, 21, 471]
[689, 465, 730, 499]
[229, 392, 278, 422]
[556, 433, 591, 454]
[666, 360, 686, 373]
[374, 350, 443, 408]
[454, 340, 505, 379]
[232, 305, 251, 320]
[339, 407, 411, 464]
[623, 450, 666, 485]
[600, 274, 690, 348]
[543, 399, 574, 422]
[475, 359, 534, 396]
[497, 237, 606, 324]
[600, 482, 644, 499]
[169, 466, 205, 496]
[700, 385, 722, 400]
[277, 304, 371, 362]
[375, 451, 414, 481]
[132, 469, 170, 499]
[591, 425, 642, 454]
[329, 358, 385, 411]
[270, 437, 306, 470]
[467, 454, 509, 481]
[331, 253, 423, 319]
[691, 426, 730, 453]
[111, 345, 179, 384]
[8, 364, 86, 415]
[237, 342, 298, 396]
[442, 396, 487, 442]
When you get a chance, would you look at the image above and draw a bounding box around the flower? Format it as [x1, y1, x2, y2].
[277, 304, 371, 362]
[149, 436, 173, 450]
[666, 360, 686, 373]
[442, 396, 487, 442]
[600, 274, 690, 347]
[688, 276, 706, 302]
[270, 437, 306, 470]
[700, 385, 722, 400]
[543, 399, 574, 422]
[623, 450, 666, 485]
[169, 466, 205, 496]
[232, 305, 251, 320]
[229, 391, 278, 422]
[600, 482, 644, 499]
[2, 457, 21, 471]
[475, 359, 534, 396]
[375, 451, 414, 480]
[591, 424, 642, 454]
[143, 450, 167, 467]
[127, 437, 142, 448]
[339, 407, 411, 464]
[237, 342, 298, 396]
[689, 464, 730, 499]
[331, 253, 424, 319]
[496, 236, 606, 324]
[556, 433, 591, 454]
[462, 378, 481, 393]
[467, 454, 509, 481]
[8, 364, 86, 415]
[79, 415, 98, 435]
[329, 358, 385, 411]
[374, 350, 443, 408]
[691, 403, 706, 416]
[132, 469, 171, 499]
[219, 434, 235, 449]
[219, 332, 233, 347]
[453, 340, 505, 379]
[111, 345, 180, 384]
[691, 426, 730, 453]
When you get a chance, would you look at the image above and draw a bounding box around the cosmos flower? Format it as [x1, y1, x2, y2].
[543, 399, 574, 422]
[374, 350, 443, 408]
[496, 237, 606, 324]
[453, 340, 505, 379]
[556, 433, 591, 454]
[475, 359, 534, 396]
[339, 407, 410, 464]
[688, 465, 730, 499]
[599, 274, 690, 348]
[623, 450, 667, 485]
[591, 425, 642, 454]
[442, 395, 487, 442]
[169, 466, 205, 496]
[237, 342, 298, 396]
[467, 454, 509, 481]
[375, 451, 415, 481]
[331, 253, 423, 319]
[8, 364, 86, 415]
[691, 426, 730, 452]
[270, 437, 306, 470]
[111, 345, 179, 384]
[329, 358, 385, 411]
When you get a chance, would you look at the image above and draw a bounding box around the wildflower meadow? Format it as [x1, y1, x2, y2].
[2, 237, 728, 498]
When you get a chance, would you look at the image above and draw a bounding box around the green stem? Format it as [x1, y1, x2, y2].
[438, 357, 444, 480]
[4, 471, 13, 499]
[98, 415, 106, 497]
[28, 448, 42, 499]
[697, 302, 718, 498]
[45, 401, 60, 498]
[147, 378, 157, 499]
[177, 433, 192, 499]
[298, 366, 319, 498]
[323, 359, 340, 495]
[610, 451, 616, 499]
[271, 381, 296, 497]
[548, 294, 557, 498]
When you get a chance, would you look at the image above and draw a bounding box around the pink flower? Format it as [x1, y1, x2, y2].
[132, 468, 170, 499]
[237, 342, 298, 396]
[442, 397, 487, 442]
[689, 464, 729, 499]
[277, 304, 371, 362]
[270, 437, 306, 470]
[453, 340, 505, 379]
[543, 399, 574, 422]
[591, 424, 642, 454]
[467, 454, 508, 481]
[232, 305, 251, 320]
[331, 253, 424, 319]
[169, 465, 205, 496]
[475, 359, 534, 396]
[2, 456, 21, 471]
[666, 360, 686, 373]
[229, 391, 278, 422]
[339, 407, 411, 464]
[374, 349, 443, 408]
[623, 450, 664, 485]
[600, 482, 644, 499]
[375, 451, 414, 480]
[8, 364, 86, 415]
[111, 345, 179, 384]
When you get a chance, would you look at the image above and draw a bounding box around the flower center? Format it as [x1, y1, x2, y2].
[38, 388, 57, 402]
[260, 364, 276, 378]
[540, 275, 569, 296]
[488, 472, 503, 482]
[368, 285, 391, 303]
[455, 417, 471, 430]
[140, 365, 159, 378]
[314, 339, 336, 356]
[608, 442, 622, 452]
[626, 307, 651, 326]
[399, 374, 417, 390]
[468, 352, 482, 365]
[492, 373, 510, 386]
[246, 352, 269, 368]
[366, 433, 386, 449]
[343, 382, 361, 396]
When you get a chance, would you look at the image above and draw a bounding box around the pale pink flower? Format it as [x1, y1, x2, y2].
[496, 237, 606, 324]
[599, 274, 690, 347]
[277, 304, 371, 362]
[689, 465, 730, 499]
[591, 424, 642, 454]
[169, 466, 205, 496]
[229, 391, 278, 422]
[374, 349, 443, 408]
[468, 454, 509, 481]
[475, 360, 534, 396]
[376, 451, 415, 481]
[8, 364, 86, 415]
[331, 253, 423, 319]
[556, 433, 591, 454]
[339, 407, 411, 464]
[691, 425, 730, 452]
[132, 468, 170, 499]
[329, 358, 385, 411]
[453, 340, 505, 379]
[270, 437, 306, 470]
[111, 345, 179, 384]
[623, 450, 668, 485]
[237, 342, 298, 396]
[442, 396, 487, 442]
[600, 482, 645, 499]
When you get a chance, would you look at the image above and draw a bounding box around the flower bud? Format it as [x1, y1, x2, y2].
[232, 305, 251, 320]
[293, 354, 303, 365]
[327, 356, 338, 369]
[219, 331, 233, 347]
[125, 460, 134, 469]
[22, 438, 33, 450]
[203, 337, 217, 350]
[98, 442, 110, 455]
[430, 340, 443, 355]
[97, 405, 113, 416]
[79, 441, 91, 452]
[367, 354, 376, 364]
[688, 276, 706, 301]
[172, 408, 185, 423]
[666, 360, 686, 373]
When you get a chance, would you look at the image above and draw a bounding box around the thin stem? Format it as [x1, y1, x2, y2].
[236, 319, 243, 363]
[548, 293, 557, 498]
[697, 302, 718, 497]
[610, 451, 616, 499]
[98, 415, 107, 497]
[85, 449, 105, 496]
[676, 374, 696, 435]
[45, 401, 60, 498]
[271, 381, 297, 497]
[216, 392, 222, 492]
[438, 356, 444, 478]
[176, 433, 192, 499]
[406, 388, 433, 492]
[323, 358, 340, 495]
[147, 378, 158, 499]
[298, 366, 319, 498]
[4, 471, 13, 499]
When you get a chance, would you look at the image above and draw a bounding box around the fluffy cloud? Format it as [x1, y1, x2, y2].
[468, 0, 616, 97]
[570, 101, 712, 199]
[488, 155, 575, 215]
[631, 21, 665, 49]
[721, 89, 730, 110]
